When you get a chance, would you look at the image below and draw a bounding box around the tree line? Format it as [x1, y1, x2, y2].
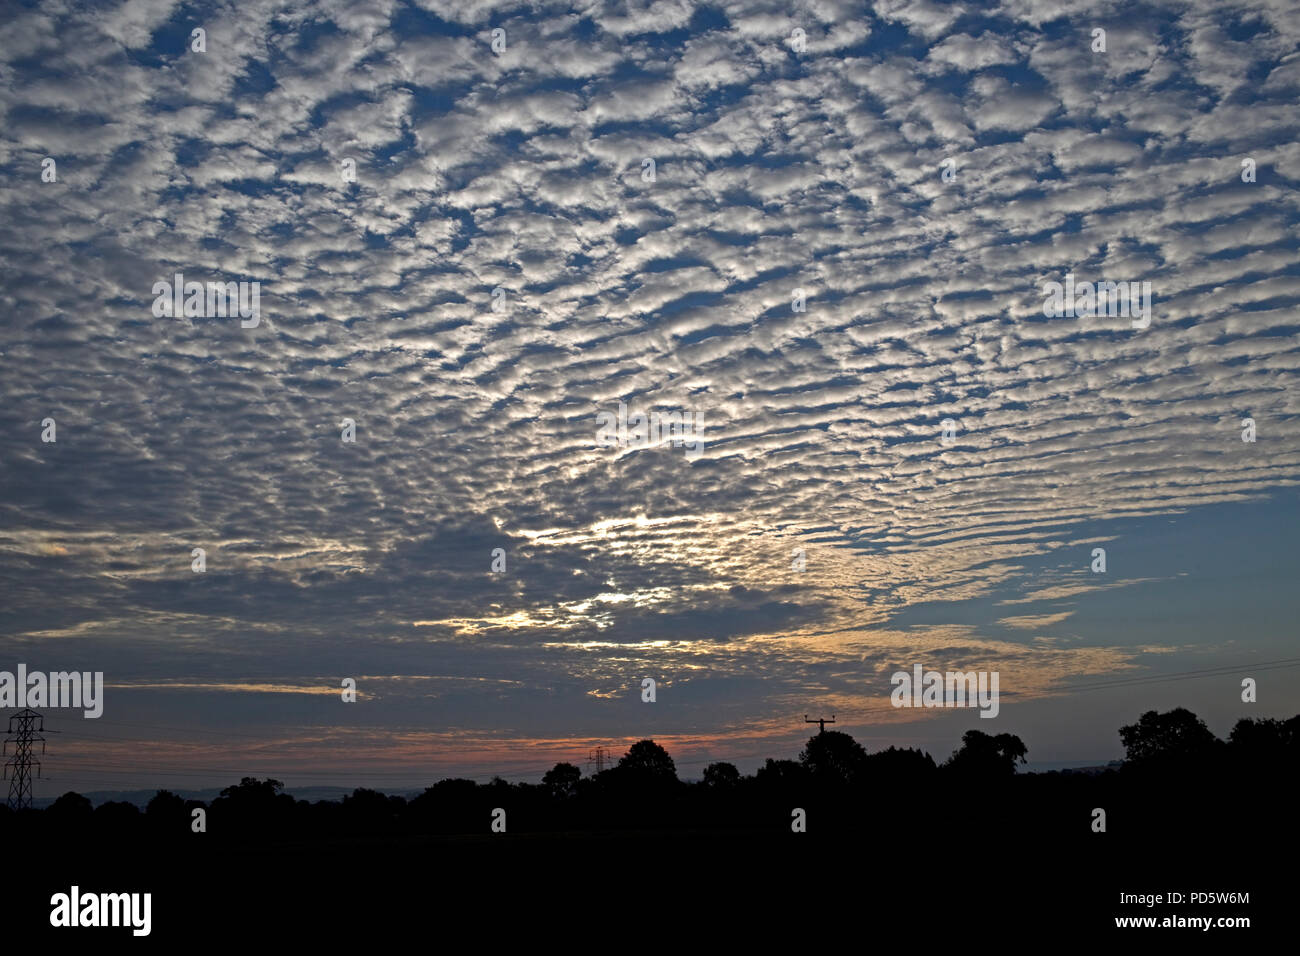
[4, 708, 1296, 841]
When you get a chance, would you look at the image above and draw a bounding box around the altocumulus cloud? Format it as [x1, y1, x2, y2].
[0, 0, 1297, 783]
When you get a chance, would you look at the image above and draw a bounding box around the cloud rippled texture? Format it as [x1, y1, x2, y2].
[0, 0, 1296, 774]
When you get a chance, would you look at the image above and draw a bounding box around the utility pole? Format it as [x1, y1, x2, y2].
[4, 708, 47, 810]
[804, 714, 835, 735]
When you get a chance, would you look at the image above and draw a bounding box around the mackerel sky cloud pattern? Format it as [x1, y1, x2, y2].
[0, 0, 1297, 787]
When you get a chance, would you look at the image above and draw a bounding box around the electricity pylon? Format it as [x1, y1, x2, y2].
[4, 708, 47, 810]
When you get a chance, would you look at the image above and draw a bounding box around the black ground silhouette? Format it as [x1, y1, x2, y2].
[5, 708, 1291, 940]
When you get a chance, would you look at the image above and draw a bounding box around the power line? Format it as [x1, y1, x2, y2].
[1049, 657, 1300, 693]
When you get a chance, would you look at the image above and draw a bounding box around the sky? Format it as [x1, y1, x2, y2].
[1, 0, 1298, 794]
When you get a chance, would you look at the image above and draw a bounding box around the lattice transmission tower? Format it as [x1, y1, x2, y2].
[587, 746, 612, 775]
[4, 708, 48, 810]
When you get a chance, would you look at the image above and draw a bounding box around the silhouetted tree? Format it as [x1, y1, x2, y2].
[211, 776, 295, 834]
[146, 789, 186, 819]
[146, 788, 206, 837]
[47, 791, 93, 824]
[93, 800, 142, 838]
[866, 745, 937, 778]
[702, 762, 740, 788]
[617, 740, 677, 782]
[407, 778, 483, 834]
[341, 787, 405, 834]
[944, 730, 1027, 775]
[429, 777, 479, 797]
[543, 762, 581, 798]
[753, 758, 808, 786]
[1228, 716, 1299, 757]
[799, 730, 869, 785]
[1119, 708, 1220, 770]
[218, 776, 286, 803]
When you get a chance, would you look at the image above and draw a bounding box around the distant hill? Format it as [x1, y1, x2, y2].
[1020, 759, 1124, 774]
[32, 785, 424, 809]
